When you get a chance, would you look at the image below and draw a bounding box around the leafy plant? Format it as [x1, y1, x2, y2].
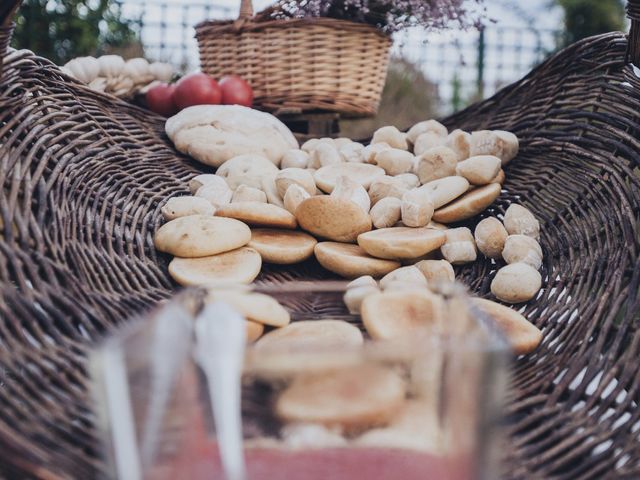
[554, 0, 625, 47]
[12, 0, 141, 65]
[265, 0, 483, 33]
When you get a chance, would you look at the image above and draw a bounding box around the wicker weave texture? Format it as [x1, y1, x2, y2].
[1, 8, 640, 480]
[196, 17, 391, 116]
[0, 24, 12, 76]
[445, 31, 640, 479]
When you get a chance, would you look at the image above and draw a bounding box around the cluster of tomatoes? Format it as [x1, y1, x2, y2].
[146, 72, 253, 117]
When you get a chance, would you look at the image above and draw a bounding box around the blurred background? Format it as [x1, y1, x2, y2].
[11, 0, 626, 136]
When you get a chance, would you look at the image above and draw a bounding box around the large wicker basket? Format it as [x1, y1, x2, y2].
[2, 0, 640, 477]
[195, 0, 392, 116]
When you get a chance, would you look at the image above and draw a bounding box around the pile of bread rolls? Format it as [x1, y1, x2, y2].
[154, 105, 544, 355]
[61, 55, 173, 98]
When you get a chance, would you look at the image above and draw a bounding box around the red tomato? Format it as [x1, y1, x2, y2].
[173, 73, 222, 109]
[219, 75, 253, 107]
[146, 83, 177, 117]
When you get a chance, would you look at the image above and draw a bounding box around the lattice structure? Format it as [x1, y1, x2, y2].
[0, 1, 639, 478]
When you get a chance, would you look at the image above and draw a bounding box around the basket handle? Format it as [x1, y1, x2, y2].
[628, 0, 640, 65]
[0, 0, 20, 79]
[0, 0, 21, 27]
[238, 0, 253, 20]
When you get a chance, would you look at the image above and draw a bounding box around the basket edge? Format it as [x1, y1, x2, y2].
[194, 16, 390, 40]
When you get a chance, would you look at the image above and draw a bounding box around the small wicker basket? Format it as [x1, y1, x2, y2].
[195, 0, 392, 117]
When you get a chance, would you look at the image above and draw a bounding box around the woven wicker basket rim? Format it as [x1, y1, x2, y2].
[195, 16, 390, 39]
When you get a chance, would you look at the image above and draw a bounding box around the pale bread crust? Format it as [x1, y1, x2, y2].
[432, 183, 501, 223]
[154, 215, 250, 258]
[249, 229, 317, 264]
[215, 202, 298, 229]
[275, 364, 406, 431]
[314, 242, 400, 279]
[296, 196, 372, 243]
[473, 298, 542, 354]
[361, 290, 444, 340]
[168, 247, 262, 286]
[358, 227, 446, 260]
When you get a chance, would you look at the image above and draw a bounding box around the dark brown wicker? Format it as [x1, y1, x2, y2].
[0, 23, 13, 77]
[1, 0, 640, 478]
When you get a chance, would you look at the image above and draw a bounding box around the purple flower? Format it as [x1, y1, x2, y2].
[267, 0, 483, 33]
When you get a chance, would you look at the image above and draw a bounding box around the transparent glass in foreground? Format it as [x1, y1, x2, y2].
[90, 282, 508, 480]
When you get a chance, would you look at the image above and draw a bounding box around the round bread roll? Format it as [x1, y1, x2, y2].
[347, 275, 378, 289]
[357, 227, 446, 260]
[415, 259, 455, 284]
[310, 142, 341, 168]
[455, 155, 502, 185]
[420, 176, 470, 209]
[503, 204, 540, 240]
[246, 320, 265, 343]
[370, 197, 402, 229]
[440, 227, 477, 265]
[401, 188, 434, 227]
[189, 174, 224, 194]
[315, 242, 401, 279]
[445, 129, 471, 161]
[275, 168, 316, 197]
[372, 125, 408, 150]
[168, 247, 262, 286]
[375, 148, 415, 176]
[331, 176, 371, 213]
[502, 234, 543, 269]
[432, 183, 501, 223]
[161, 196, 214, 221]
[215, 154, 280, 189]
[413, 132, 445, 156]
[490, 262, 542, 303]
[261, 174, 285, 208]
[361, 290, 444, 340]
[281, 149, 310, 169]
[195, 182, 233, 209]
[154, 215, 250, 258]
[407, 119, 448, 144]
[368, 176, 408, 206]
[379, 266, 428, 290]
[474, 217, 508, 259]
[276, 364, 406, 431]
[249, 229, 317, 264]
[490, 169, 506, 185]
[414, 146, 457, 184]
[395, 173, 420, 190]
[232, 185, 267, 203]
[166, 105, 297, 167]
[255, 320, 364, 352]
[354, 400, 440, 452]
[343, 284, 380, 315]
[314, 163, 385, 193]
[215, 202, 297, 229]
[283, 184, 311, 215]
[207, 290, 291, 327]
[473, 298, 542, 354]
[296, 196, 372, 243]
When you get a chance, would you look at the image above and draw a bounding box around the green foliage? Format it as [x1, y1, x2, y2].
[12, 0, 140, 65]
[555, 0, 626, 47]
[450, 73, 462, 113]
